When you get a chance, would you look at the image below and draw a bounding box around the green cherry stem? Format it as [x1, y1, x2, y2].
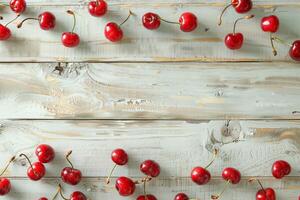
[119, 10, 133, 27]
[233, 15, 254, 34]
[205, 149, 218, 169]
[67, 10, 76, 33]
[218, 3, 232, 26]
[0, 156, 16, 177]
[65, 150, 74, 169]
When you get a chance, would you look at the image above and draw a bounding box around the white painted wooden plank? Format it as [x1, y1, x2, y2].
[0, 120, 299, 177]
[0, 4, 299, 62]
[0, 178, 299, 200]
[0, 62, 300, 119]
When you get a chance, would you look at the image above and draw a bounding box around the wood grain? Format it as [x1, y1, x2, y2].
[0, 120, 299, 177]
[0, 177, 299, 200]
[0, 62, 300, 119]
[0, 3, 299, 62]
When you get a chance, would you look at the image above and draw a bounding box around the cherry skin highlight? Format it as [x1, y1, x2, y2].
[27, 162, 46, 181]
[191, 166, 211, 185]
[137, 194, 157, 200]
[272, 160, 291, 179]
[35, 144, 55, 163]
[179, 12, 198, 32]
[261, 15, 279, 33]
[256, 188, 276, 200]
[10, 0, 26, 13]
[289, 40, 300, 61]
[0, 25, 11, 41]
[142, 12, 161, 30]
[88, 0, 107, 17]
[222, 167, 241, 184]
[115, 176, 136, 196]
[174, 193, 189, 200]
[0, 178, 11, 196]
[140, 160, 160, 178]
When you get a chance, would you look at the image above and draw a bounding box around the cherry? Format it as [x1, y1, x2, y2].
[272, 160, 291, 179]
[62, 10, 80, 47]
[39, 198, 48, 200]
[0, 156, 15, 196]
[179, 12, 198, 32]
[261, 15, 279, 33]
[191, 149, 218, 185]
[0, 15, 20, 41]
[88, 0, 107, 17]
[142, 12, 161, 30]
[58, 184, 87, 200]
[225, 15, 254, 50]
[35, 144, 55, 163]
[17, 12, 56, 30]
[115, 176, 136, 196]
[10, 0, 26, 14]
[104, 10, 133, 42]
[174, 193, 189, 200]
[106, 148, 128, 184]
[20, 154, 46, 181]
[137, 194, 157, 200]
[61, 151, 82, 185]
[248, 178, 276, 200]
[211, 167, 241, 199]
[290, 40, 300, 61]
[218, 0, 253, 25]
[140, 160, 160, 178]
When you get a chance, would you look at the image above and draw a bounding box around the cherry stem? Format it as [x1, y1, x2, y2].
[233, 15, 255, 34]
[119, 10, 133, 27]
[51, 184, 62, 200]
[134, 176, 152, 185]
[58, 184, 69, 200]
[211, 180, 231, 200]
[6, 14, 20, 27]
[67, 10, 76, 33]
[270, 33, 278, 56]
[105, 164, 117, 184]
[143, 176, 148, 199]
[205, 149, 218, 169]
[19, 153, 39, 176]
[271, 36, 293, 47]
[65, 150, 74, 169]
[17, 17, 38, 28]
[159, 17, 180, 25]
[218, 3, 232, 26]
[248, 178, 272, 200]
[0, 156, 16, 177]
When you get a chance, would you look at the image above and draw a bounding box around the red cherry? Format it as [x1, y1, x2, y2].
[191, 167, 211, 185]
[27, 161, 46, 181]
[70, 191, 87, 200]
[115, 176, 136, 196]
[88, 0, 107, 17]
[0, 25, 11, 41]
[61, 151, 82, 185]
[179, 12, 198, 32]
[62, 10, 80, 48]
[137, 194, 157, 200]
[104, 10, 132, 42]
[289, 40, 300, 61]
[104, 22, 123, 42]
[222, 167, 241, 184]
[261, 15, 279, 33]
[140, 160, 160, 178]
[256, 188, 276, 200]
[174, 193, 189, 200]
[0, 178, 11, 196]
[61, 167, 82, 185]
[10, 0, 26, 13]
[35, 144, 55, 163]
[272, 160, 291, 179]
[232, 0, 253, 13]
[39, 12, 56, 30]
[111, 148, 128, 165]
[142, 12, 161, 30]
[225, 33, 244, 50]
[39, 198, 48, 200]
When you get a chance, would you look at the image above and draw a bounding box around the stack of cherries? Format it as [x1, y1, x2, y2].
[106, 148, 161, 200]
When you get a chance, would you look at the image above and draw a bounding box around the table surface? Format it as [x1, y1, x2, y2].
[0, 0, 299, 199]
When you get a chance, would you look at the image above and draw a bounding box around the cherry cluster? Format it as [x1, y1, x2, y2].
[0, 0, 299, 61]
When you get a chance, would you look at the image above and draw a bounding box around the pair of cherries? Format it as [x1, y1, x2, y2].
[249, 160, 291, 200]
[107, 148, 160, 199]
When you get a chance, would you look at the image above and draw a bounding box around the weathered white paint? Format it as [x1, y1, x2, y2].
[0, 3, 299, 61]
[0, 177, 299, 200]
[0, 120, 299, 178]
[0, 62, 300, 119]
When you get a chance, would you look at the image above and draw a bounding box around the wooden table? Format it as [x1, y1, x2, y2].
[0, 0, 299, 199]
